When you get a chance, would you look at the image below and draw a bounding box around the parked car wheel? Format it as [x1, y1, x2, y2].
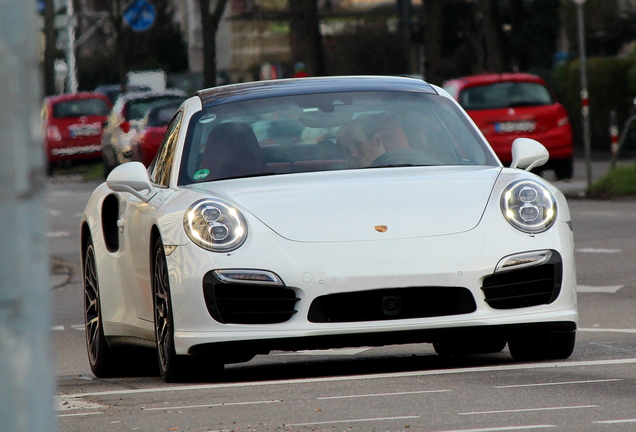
[553, 157, 574, 181]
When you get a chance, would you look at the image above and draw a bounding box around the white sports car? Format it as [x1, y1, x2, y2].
[81, 76, 577, 382]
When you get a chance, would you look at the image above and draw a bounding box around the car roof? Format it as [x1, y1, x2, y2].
[45, 91, 111, 104]
[446, 73, 546, 89]
[196, 75, 438, 108]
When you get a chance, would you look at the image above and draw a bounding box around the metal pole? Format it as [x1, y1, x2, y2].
[67, 0, 78, 93]
[575, 0, 592, 190]
[0, 1, 56, 431]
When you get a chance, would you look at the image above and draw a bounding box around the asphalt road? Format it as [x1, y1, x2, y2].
[48, 160, 636, 432]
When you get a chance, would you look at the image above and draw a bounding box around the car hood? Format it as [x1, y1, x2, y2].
[190, 166, 502, 242]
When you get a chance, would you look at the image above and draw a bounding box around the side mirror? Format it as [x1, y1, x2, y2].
[510, 138, 549, 171]
[106, 162, 156, 202]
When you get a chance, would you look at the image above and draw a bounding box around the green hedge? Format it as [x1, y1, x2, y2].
[556, 57, 636, 152]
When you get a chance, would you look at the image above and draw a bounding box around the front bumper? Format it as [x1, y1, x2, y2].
[167, 216, 577, 356]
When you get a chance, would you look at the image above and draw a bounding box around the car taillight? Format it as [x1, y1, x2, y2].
[47, 125, 61, 141]
[557, 116, 569, 127]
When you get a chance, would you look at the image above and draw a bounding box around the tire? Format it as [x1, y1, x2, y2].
[84, 238, 119, 377]
[152, 237, 223, 382]
[553, 158, 574, 181]
[433, 335, 507, 357]
[508, 330, 576, 361]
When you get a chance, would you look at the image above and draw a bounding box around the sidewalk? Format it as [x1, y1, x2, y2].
[547, 155, 625, 198]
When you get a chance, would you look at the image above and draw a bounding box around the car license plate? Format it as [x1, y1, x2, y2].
[495, 121, 535, 133]
[69, 123, 101, 137]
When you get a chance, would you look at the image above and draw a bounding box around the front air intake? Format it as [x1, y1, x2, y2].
[481, 250, 563, 309]
[203, 272, 299, 324]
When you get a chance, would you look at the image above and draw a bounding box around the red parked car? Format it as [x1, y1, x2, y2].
[132, 99, 183, 166]
[41, 92, 111, 174]
[443, 73, 574, 179]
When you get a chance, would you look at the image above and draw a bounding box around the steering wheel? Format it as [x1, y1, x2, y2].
[369, 148, 438, 167]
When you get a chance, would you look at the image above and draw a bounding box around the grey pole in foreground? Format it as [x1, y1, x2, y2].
[0, 1, 57, 431]
[574, 0, 592, 191]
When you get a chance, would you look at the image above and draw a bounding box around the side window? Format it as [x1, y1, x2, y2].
[150, 111, 183, 186]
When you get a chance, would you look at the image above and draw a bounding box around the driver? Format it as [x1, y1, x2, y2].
[335, 114, 386, 167]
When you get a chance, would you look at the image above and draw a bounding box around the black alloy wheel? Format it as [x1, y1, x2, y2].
[153, 237, 188, 382]
[153, 237, 225, 382]
[84, 238, 117, 377]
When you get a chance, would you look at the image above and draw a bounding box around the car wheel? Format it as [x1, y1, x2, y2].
[553, 158, 574, 181]
[153, 237, 223, 382]
[433, 335, 507, 356]
[508, 330, 576, 361]
[84, 237, 119, 377]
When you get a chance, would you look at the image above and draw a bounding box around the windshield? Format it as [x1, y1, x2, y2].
[459, 82, 554, 110]
[53, 98, 109, 118]
[178, 91, 497, 185]
[126, 96, 185, 121]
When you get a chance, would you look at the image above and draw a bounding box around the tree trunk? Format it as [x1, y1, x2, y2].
[43, 0, 57, 95]
[200, 0, 229, 88]
[288, 0, 325, 76]
[422, 0, 443, 84]
[478, 0, 510, 73]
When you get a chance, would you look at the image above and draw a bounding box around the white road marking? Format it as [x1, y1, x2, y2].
[318, 389, 451, 400]
[422, 426, 556, 432]
[57, 412, 103, 418]
[594, 419, 636, 424]
[50, 325, 65, 331]
[47, 231, 70, 238]
[56, 395, 107, 411]
[49, 210, 61, 216]
[590, 342, 633, 352]
[577, 285, 624, 293]
[494, 379, 623, 389]
[459, 405, 597, 415]
[71, 324, 85, 331]
[275, 348, 370, 356]
[143, 400, 281, 411]
[59, 357, 636, 399]
[576, 248, 621, 253]
[284, 415, 419, 427]
[579, 328, 636, 334]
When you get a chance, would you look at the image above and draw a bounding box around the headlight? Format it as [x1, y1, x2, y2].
[501, 180, 557, 234]
[183, 199, 247, 252]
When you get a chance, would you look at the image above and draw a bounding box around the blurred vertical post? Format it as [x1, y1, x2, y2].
[66, 0, 78, 93]
[574, 0, 592, 190]
[0, 0, 56, 431]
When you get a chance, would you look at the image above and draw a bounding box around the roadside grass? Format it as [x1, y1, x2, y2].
[587, 164, 636, 199]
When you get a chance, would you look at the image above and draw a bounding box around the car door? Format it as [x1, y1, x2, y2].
[118, 111, 184, 324]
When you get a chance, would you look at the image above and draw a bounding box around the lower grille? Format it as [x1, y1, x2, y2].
[203, 272, 299, 324]
[481, 250, 563, 309]
[308, 286, 476, 323]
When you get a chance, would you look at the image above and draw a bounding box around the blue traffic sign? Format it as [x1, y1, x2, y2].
[123, 0, 156, 32]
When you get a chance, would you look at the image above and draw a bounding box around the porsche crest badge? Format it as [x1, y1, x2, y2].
[375, 225, 388, 233]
